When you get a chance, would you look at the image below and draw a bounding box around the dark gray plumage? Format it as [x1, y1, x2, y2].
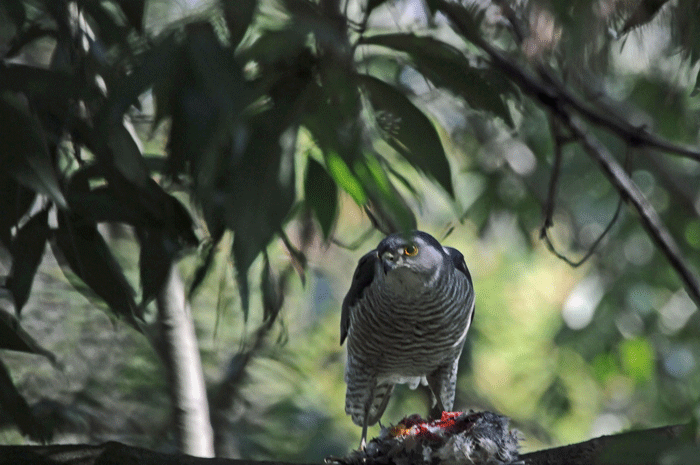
[341, 231, 475, 447]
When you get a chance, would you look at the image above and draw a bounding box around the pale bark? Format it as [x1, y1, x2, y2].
[156, 263, 215, 457]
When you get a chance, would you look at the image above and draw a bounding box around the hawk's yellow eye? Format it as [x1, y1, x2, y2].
[403, 245, 418, 256]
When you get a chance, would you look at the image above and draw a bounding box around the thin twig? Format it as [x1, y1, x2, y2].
[440, 224, 456, 242]
[541, 198, 624, 268]
[540, 117, 569, 234]
[332, 227, 376, 250]
[539, 121, 626, 267]
[279, 229, 307, 286]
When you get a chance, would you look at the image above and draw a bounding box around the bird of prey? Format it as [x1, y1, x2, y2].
[341, 230, 475, 448]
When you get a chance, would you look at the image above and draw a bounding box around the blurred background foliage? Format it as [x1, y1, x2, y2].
[1, 0, 700, 461]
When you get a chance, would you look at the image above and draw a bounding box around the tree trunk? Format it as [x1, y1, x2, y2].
[156, 263, 215, 457]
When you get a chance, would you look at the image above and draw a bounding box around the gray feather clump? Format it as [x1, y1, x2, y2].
[331, 411, 521, 465]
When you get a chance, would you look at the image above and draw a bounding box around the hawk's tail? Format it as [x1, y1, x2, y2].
[346, 382, 395, 427]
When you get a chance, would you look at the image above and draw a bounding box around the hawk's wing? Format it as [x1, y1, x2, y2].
[444, 246, 475, 325]
[443, 246, 472, 283]
[340, 250, 378, 345]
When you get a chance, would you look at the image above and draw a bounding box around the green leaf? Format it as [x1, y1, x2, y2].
[0, 309, 57, 364]
[303, 80, 367, 206]
[223, 119, 297, 316]
[0, 0, 26, 28]
[325, 152, 367, 205]
[239, 28, 309, 69]
[621, 0, 671, 33]
[221, 0, 257, 47]
[354, 154, 416, 234]
[165, 23, 250, 180]
[538, 376, 571, 419]
[129, 179, 198, 247]
[358, 74, 453, 195]
[0, 176, 36, 249]
[361, 33, 513, 125]
[72, 129, 147, 196]
[52, 211, 142, 329]
[619, 337, 655, 383]
[281, 0, 349, 53]
[8, 208, 50, 314]
[280, 0, 320, 17]
[305, 158, 338, 239]
[628, 77, 692, 142]
[303, 77, 363, 165]
[189, 238, 219, 298]
[67, 184, 147, 226]
[0, 95, 67, 208]
[166, 23, 307, 313]
[366, 0, 390, 17]
[592, 352, 619, 383]
[114, 0, 146, 32]
[0, 64, 79, 104]
[106, 33, 178, 128]
[80, 1, 130, 49]
[261, 252, 283, 325]
[66, 165, 197, 247]
[432, 0, 486, 41]
[0, 359, 53, 442]
[677, 0, 700, 63]
[107, 121, 150, 189]
[280, 229, 307, 285]
[692, 67, 700, 97]
[137, 228, 177, 308]
[303, 77, 415, 233]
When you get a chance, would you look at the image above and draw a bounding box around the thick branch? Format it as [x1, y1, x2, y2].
[437, 0, 700, 163]
[0, 441, 317, 465]
[438, 1, 700, 307]
[0, 423, 690, 465]
[521, 423, 687, 465]
[562, 113, 700, 306]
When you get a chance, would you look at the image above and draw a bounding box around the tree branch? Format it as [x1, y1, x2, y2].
[438, 0, 700, 307]
[0, 423, 691, 465]
[156, 263, 215, 457]
[521, 423, 688, 465]
[561, 113, 700, 306]
[540, 117, 571, 233]
[436, 0, 700, 164]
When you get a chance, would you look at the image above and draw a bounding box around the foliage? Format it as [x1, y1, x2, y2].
[1, 0, 700, 461]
